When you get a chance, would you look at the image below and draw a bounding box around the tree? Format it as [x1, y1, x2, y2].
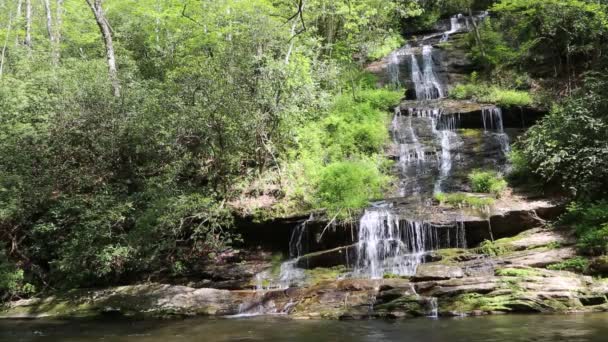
[85, 0, 120, 97]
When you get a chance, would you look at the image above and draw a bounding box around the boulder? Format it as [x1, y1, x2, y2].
[412, 264, 464, 281]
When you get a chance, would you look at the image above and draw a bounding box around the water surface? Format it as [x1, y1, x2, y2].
[1, 314, 608, 342]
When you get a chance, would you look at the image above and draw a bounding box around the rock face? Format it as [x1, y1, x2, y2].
[412, 264, 464, 281]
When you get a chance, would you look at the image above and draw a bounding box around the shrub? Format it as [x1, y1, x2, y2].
[317, 160, 390, 219]
[366, 34, 406, 61]
[547, 257, 590, 273]
[434, 192, 495, 209]
[468, 170, 507, 197]
[449, 83, 532, 107]
[1, 248, 35, 302]
[478, 240, 513, 257]
[560, 201, 608, 255]
[518, 76, 608, 197]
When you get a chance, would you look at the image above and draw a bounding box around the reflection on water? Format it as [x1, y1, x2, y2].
[1, 314, 608, 342]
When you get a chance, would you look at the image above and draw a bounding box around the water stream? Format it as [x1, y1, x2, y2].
[5, 314, 608, 341]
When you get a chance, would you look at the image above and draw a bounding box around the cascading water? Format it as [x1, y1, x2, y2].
[410, 46, 444, 100]
[255, 215, 313, 290]
[434, 113, 460, 193]
[440, 15, 462, 43]
[386, 46, 408, 87]
[354, 208, 467, 279]
[482, 106, 511, 154]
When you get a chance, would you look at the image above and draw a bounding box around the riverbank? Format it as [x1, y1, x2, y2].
[2, 226, 607, 320]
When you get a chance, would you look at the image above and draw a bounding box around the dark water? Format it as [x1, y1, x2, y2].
[1, 314, 608, 342]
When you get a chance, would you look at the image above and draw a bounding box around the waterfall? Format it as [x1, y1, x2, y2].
[440, 15, 462, 43]
[482, 106, 504, 131]
[482, 106, 511, 154]
[427, 297, 439, 318]
[410, 46, 443, 100]
[387, 45, 410, 87]
[434, 130, 453, 194]
[255, 215, 313, 290]
[432, 112, 459, 194]
[387, 50, 401, 87]
[354, 208, 466, 279]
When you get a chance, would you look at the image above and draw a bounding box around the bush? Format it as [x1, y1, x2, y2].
[450, 83, 532, 107]
[477, 240, 512, 257]
[366, 34, 405, 61]
[547, 257, 590, 273]
[468, 170, 507, 197]
[561, 201, 608, 256]
[1, 248, 35, 302]
[434, 192, 495, 209]
[285, 86, 401, 218]
[317, 160, 390, 219]
[518, 76, 608, 197]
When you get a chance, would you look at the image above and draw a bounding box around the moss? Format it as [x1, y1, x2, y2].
[496, 268, 543, 277]
[305, 266, 347, 285]
[374, 295, 426, 316]
[383, 273, 408, 279]
[476, 240, 515, 256]
[435, 248, 475, 265]
[458, 129, 483, 139]
[440, 293, 514, 313]
[434, 192, 495, 209]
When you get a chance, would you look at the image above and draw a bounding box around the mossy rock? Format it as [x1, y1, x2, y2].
[495, 267, 543, 277]
[374, 295, 427, 316]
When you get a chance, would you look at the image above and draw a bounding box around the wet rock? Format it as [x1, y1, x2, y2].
[589, 256, 608, 276]
[295, 245, 357, 269]
[504, 247, 578, 268]
[374, 295, 429, 317]
[506, 228, 576, 251]
[580, 295, 608, 306]
[412, 264, 464, 281]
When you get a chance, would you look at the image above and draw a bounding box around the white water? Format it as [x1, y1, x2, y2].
[354, 209, 467, 279]
[410, 45, 443, 100]
[440, 15, 462, 43]
[387, 45, 409, 87]
[428, 297, 439, 318]
[255, 215, 313, 290]
[482, 106, 511, 154]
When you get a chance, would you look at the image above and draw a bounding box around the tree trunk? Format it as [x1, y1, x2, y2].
[15, 0, 22, 46]
[85, 0, 120, 97]
[25, 0, 32, 49]
[55, 0, 63, 62]
[0, 8, 14, 77]
[468, 8, 485, 58]
[43, 0, 53, 41]
[42, 0, 59, 65]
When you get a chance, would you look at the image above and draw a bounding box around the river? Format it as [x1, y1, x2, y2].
[1, 314, 608, 342]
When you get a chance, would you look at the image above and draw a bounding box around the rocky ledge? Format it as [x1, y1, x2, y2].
[2, 228, 607, 320]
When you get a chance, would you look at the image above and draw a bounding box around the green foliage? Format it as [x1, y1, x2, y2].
[450, 83, 533, 107]
[286, 87, 400, 219]
[480, 0, 608, 77]
[366, 34, 406, 61]
[478, 239, 513, 257]
[434, 192, 495, 209]
[469, 18, 518, 69]
[468, 170, 507, 197]
[547, 257, 590, 273]
[317, 160, 390, 218]
[518, 76, 608, 197]
[561, 201, 608, 256]
[0, 0, 414, 293]
[496, 267, 542, 277]
[0, 248, 35, 302]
